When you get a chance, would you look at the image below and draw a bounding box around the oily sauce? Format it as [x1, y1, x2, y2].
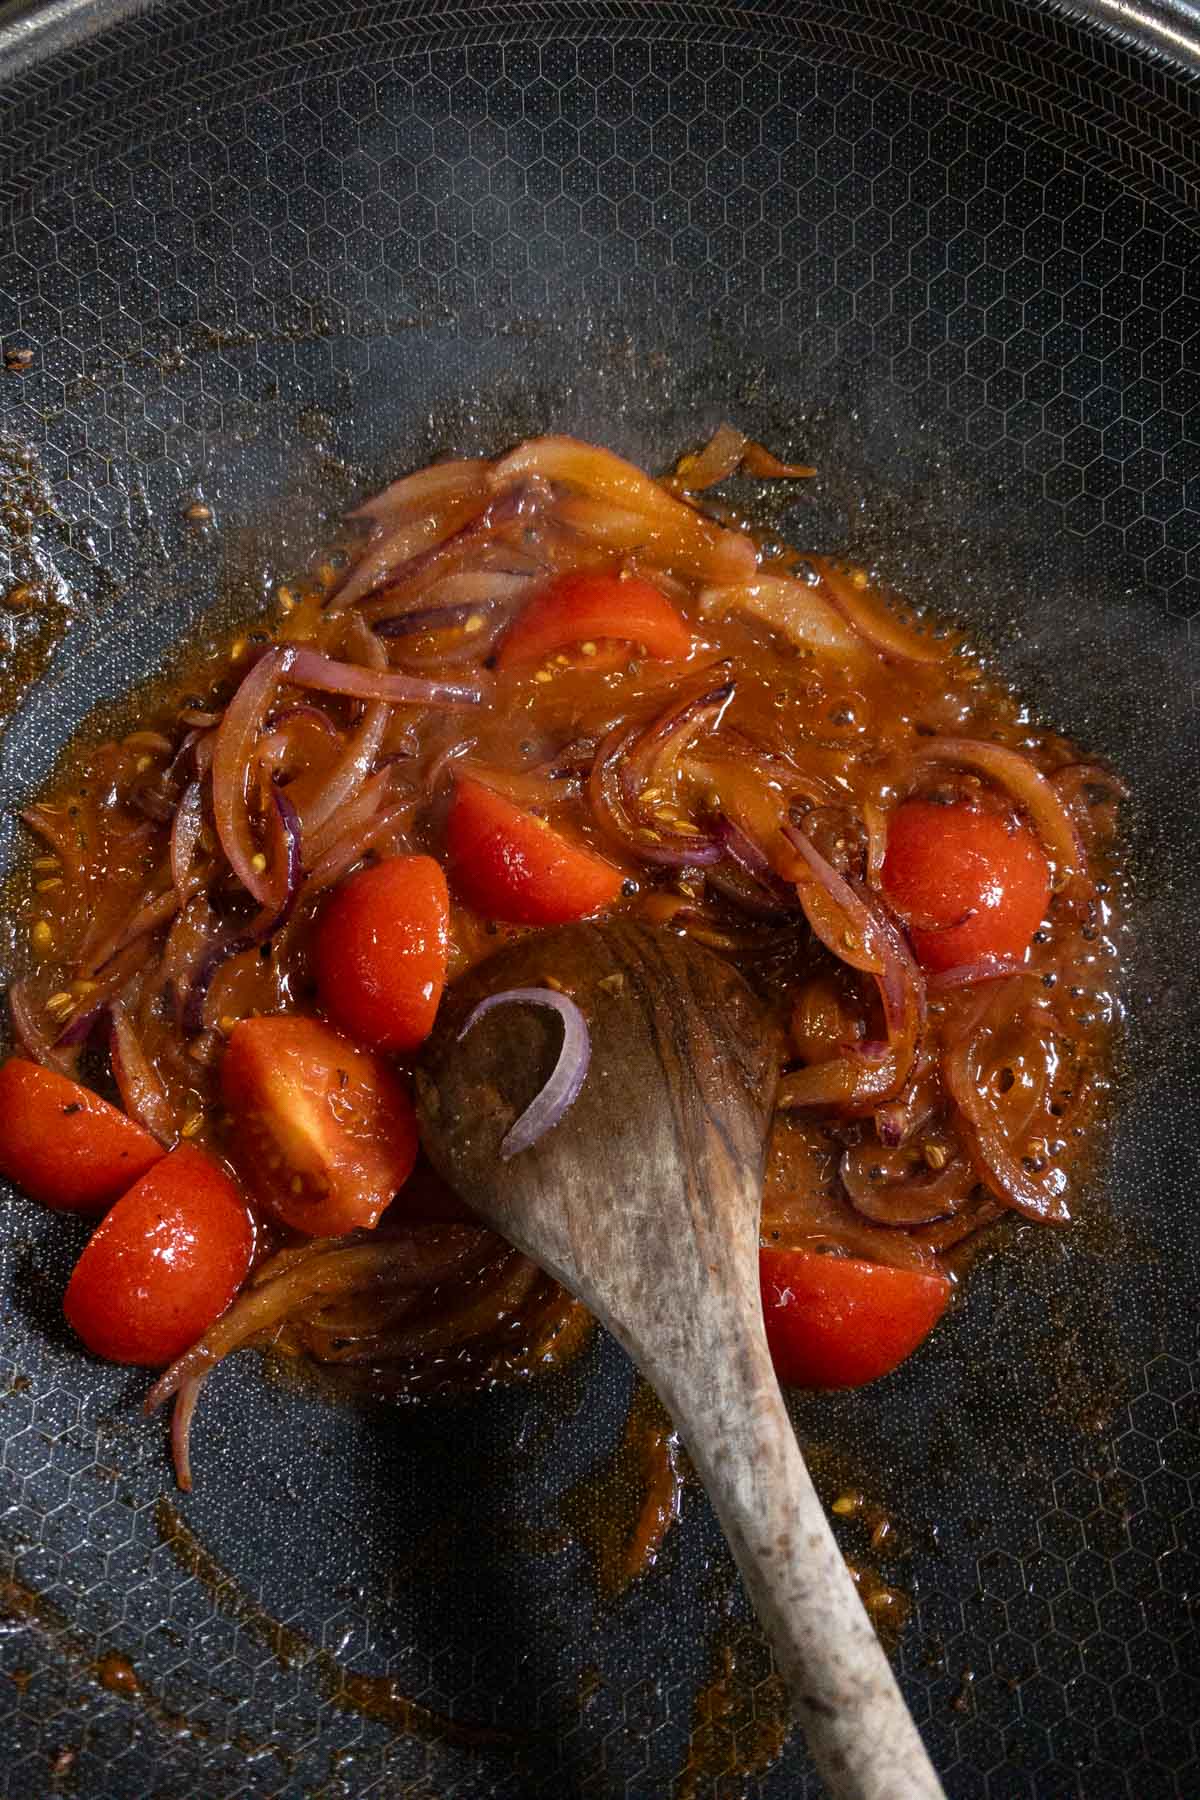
[12, 544, 1123, 1276]
[2, 440, 1127, 1689]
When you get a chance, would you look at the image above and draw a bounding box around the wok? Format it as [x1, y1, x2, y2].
[0, 1, 1196, 1795]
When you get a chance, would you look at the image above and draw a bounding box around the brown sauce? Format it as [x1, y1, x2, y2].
[1, 1573, 194, 1740]
[153, 1499, 518, 1750]
[675, 1621, 793, 1800]
[95, 1649, 141, 1696]
[2, 434, 1127, 1535]
[561, 1380, 686, 1596]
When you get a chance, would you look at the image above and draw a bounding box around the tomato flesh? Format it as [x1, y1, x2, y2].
[759, 1247, 950, 1388]
[221, 1014, 418, 1235]
[495, 570, 693, 670]
[0, 1057, 165, 1214]
[447, 776, 623, 925]
[881, 797, 1050, 973]
[315, 854, 449, 1053]
[63, 1145, 253, 1365]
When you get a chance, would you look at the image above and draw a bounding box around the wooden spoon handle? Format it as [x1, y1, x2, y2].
[633, 1306, 946, 1800]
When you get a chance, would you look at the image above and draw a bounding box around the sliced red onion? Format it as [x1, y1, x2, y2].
[493, 437, 757, 581]
[54, 1002, 110, 1049]
[811, 558, 951, 664]
[336, 478, 546, 614]
[840, 1143, 975, 1226]
[170, 780, 204, 901]
[182, 785, 302, 1036]
[704, 864, 795, 923]
[291, 624, 390, 841]
[458, 987, 591, 1160]
[672, 424, 748, 490]
[212, 646, 293, 904]
[873, 1077, 937, 1149]
[266, 783, 303, 916]
[1049, 761, 1129, 802]
[1049, 760, 1126, 849]
[170, 1369, 210, 1493]
[714, 815, 799, 911]
[306, 801, 413, 894]
[84, 885, 188, 978]
[7, 980, 81, 1070]
[927, 955, 1026, 993]
[374, 602, 495, 640]
[422, 736, 477, 797]
[129, 783, 176, 824]
[109, 1002, 176, 1143]
[381, 479, 547, 594]
[590, 719, 723, 868]
[303, 765, 392, 864]
[285, 646, 483, 710]
[331, 505, 484, 614]
[783, 823, 887, 974]
[943, 1029, 1071, 1225]
[347, 457, 491, 526]
[862, 798, 888, 889]
[911, 737, 1086, 891]
[779, 822, 926, 1110]
[268, 702, 340, 737]
[20, 806, 82, 884]
[588, 674, 733, 869]
[739, 440, 816, 479]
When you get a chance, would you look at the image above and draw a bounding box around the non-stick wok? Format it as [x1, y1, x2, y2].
[0, 2, 1196, 1795]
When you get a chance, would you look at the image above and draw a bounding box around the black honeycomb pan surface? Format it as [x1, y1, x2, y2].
[0, 3, 1197, 1796]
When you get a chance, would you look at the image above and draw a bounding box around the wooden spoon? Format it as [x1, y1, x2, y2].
[416, 918, 945, 1799]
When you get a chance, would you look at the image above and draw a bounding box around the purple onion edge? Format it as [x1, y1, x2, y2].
[457, 986, 591, 1159]
[181, 785, 303, 1037]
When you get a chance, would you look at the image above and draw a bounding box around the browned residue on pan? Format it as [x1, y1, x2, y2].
[0, 435, 72, 723]
[674, 1620, 794, 1799]
[154, 1498, 518, 1750]
[830, 1487, 913, 1651]
[1, 1573, 192, 1738]
[561, 1380, 686, 1596]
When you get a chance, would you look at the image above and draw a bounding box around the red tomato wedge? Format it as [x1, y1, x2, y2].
[495, 570, 693, 670]
[315, 854, 449, 1053]
[759, 1248, 950, 1388]
[220, 1014, 418, 1235]
[881, 797, 1051, 973]
[63, 1145, 253, 1365]
[0, 1057, 165, 1214]
[447, 776, 623, 925]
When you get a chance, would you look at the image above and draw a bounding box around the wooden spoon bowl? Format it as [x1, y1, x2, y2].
[416, 919, 943, 1799]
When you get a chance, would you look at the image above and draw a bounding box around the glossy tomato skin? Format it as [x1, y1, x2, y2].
[0, 1058, 165, 1214]
[881, 797, 1051, 973]
[63, 1145, 253, 1365]
[447, 776, 623, 925]
[221, 1014, 418, 1235]
[315, 855, 449, 1053]
[759, 1248, 950, 1388]
[495, 570, 693, 669]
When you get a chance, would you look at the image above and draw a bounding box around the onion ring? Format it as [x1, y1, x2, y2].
[459, 988, 591, 1159]
[911, 736, 1086, 891]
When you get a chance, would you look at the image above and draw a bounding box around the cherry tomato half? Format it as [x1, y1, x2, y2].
[759, 1247, 950, 1388]
[880, 797, 1050, 973]
[0, 1058, 165, 1215]
[221, 1014, 418, 1235]
[63, 1145, 253, 1365]
[447, 776, 623, 926]
[315, 854, 449, 1053]
[495, 570, 693, 670]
